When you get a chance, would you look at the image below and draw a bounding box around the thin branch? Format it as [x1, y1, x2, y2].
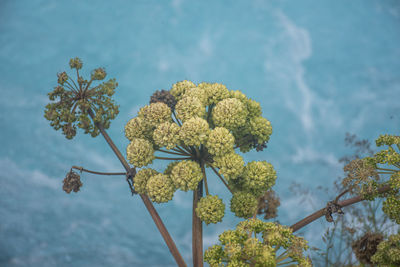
[290, 185, 392, 233]
[71, 166, 126, 176]
[201, 162, 209, 195]
[172, 110, 182, 126]
[157, 149, 188, 156]
[155, 156, 193, 160]
[210, 165, 233, 194]
[87, 108, 187, 267]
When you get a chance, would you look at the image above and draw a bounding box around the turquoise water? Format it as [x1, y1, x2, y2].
[1, 0, 399, 266]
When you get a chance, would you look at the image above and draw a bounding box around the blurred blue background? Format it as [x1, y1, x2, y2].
[1, 0, 399, 266]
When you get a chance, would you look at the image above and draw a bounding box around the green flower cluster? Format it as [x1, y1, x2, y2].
[124, 80, 276, 233]
[44, 57, 119, 139]
[204, 218, 311, 267]
[196, 195, 225, 224]
[371, 233, 400, 266]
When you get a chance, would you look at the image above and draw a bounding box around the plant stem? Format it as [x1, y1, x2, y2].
[71, 166, 126, 176]
[290, 185, 391, 233]
[192, 180, 204, 267]
[210, 165, 233, 194]
[155, 156, 193, 160]
[157, 149, 188, 156]
[87, 108, 187, 267]
[201, 162, 209, 195]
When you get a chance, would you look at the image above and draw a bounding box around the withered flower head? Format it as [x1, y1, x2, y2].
[150, 89, 177, 110]
[257, 190, 280, 220]
[63, 170, 83, 193]
[352, 232, 383, 265]
[342, 158, 379, 197]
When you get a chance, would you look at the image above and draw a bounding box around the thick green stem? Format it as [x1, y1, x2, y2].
[87, 108, 187, 267]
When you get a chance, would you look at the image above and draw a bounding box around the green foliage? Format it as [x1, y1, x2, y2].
[44, 58, 119, 139]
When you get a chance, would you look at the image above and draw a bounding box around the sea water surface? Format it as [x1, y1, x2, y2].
[0, 0, 400, 266]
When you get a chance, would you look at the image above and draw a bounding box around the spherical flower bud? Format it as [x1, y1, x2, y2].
[124, 117, 153, 141]
[153, 121, 180, 149]
[133, 168, 158, 194]
[150, 89, 177, 110]
[196, 195, 225, 224]
[206, 127, 235, 156]
[175, 96, 205, 122]
[126, 138, 155, 167]
[243, 161, 277, 196]
[69, 57, 83, 70]
[204, 245, 224, 267]
[138, 102, 172, 127]
[164, 161, 180, 175]
[146, 173, 175, 203]
[170, 80, 196, 101]
[91, 67, 107, 80]
[57, 71, 68, 85]
[198, 82, 230, 105]
[170, 160, 203, 191]
[213, 152, 244, 180]
[230, 192, 258, 218]
[249, 117, 272, 144]
[179, 117, 210, 146]
[246, 99, 262, 118]
[182, 87, 208, 106]
[212, 98, 248, 130]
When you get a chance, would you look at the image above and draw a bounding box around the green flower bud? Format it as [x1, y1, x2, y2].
[153, 121, 180, 149]
[230, 192, 258, 218]
[212, 98, 248, 130]
[124, 117, 153, 141]
[179, 117, 210, 146]
[146, 173, 175, 203]
[213, 152, 244, 180]
[243, 238, 263, 258]
[91, 67, 107, 80]
[382, 195, 400, 224]
[133, 168, 159, 194]
[219, 230, 247, 245]
[126, 138, 155, 167]
[206, 127, 235, 156]
[243, 161, 277, 196]
[170, 80, 196, 101]
[57, 71, 68, 85]
[249, 117, 272, 144]
[371, 233, 400, 266]
[69, 57, 83, 70]
[196, 195, 225, 224]
[175, 96, 205, 122]
[204, 245, 225, 267]
[138, 102, 172, 127]
[198, 82, 230, 105]
[170, 160, 203, 191]
[164, 161, 180, 175]
[246, 99, 262, 118]
[182, 86, 208, 106]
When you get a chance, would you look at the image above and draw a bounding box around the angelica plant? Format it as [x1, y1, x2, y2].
[45, 58, 400, 267]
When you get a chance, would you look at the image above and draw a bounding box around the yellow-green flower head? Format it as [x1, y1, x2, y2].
[243, 161, 277, 196]
[164, 161, 180, 175]
[146, 173, 175, 203]
[249, 117, 272, 144]
[170, 160, 203, 191]
[382, 195, 400, 224]
[124, 117, 153, 141]
[138, 102, 171, 127]
[126, 138, 155, 167]
[374, 148, 400, 166]
[226, 259, 250, 267]
[196, 195, 225, 224]
[371, 233, 400, 266]
[69, 57, 83, 70]
[153, 121, 180, 149]
[214, 152, 244, 180]
[243, 238, 263, 258]
[257, 245, 276, 266]
[230, 192, 258, 218]
[91, 67, 107, 80]
[212, 98, 248, 130]
[246, 99, 262, 118]
[170, 80, 196, 101]
[219, 230, 247, 246]
[175, 96, 205, 122]
[229, 90, 247, 102]
[179, 117, 210, 146]
[376, 134, 400, 147]
[262, 223, 293, 248]
[389, 171, 400, 190]
[206, 127, 235, 156]
[204, 245, 225, 267]
[182, 87, 208, 106]
[133, 168, 159, 194]
[198, 82, 230, 105]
